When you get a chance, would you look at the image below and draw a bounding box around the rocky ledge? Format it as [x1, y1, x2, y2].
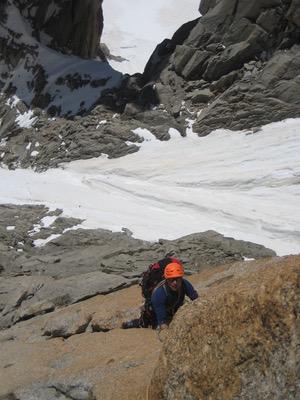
[0, 203, 275, 330]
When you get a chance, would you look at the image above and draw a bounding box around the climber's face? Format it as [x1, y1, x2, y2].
[166, 277, 183, 291]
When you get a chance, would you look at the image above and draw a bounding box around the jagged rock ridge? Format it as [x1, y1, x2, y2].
[143, 0, 300, 135]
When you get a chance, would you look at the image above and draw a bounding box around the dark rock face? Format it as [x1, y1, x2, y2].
[0, 0, 120, 119]
[143, 0, 300, 135]
[3, 0, 103, 60]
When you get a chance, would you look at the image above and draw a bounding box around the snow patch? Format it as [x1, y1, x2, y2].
[34, 234, 61, 247]
[132, 127, 157, 143]
[96, 120, 107, 129]
[40, 215, 57, 228]
[16, 110, 37, 129]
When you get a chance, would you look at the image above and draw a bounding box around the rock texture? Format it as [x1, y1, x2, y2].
[0, 255, 299, 399]
[148, 255, 300, 400]
[143, 0, 300, 135]
[0, 284, 161, 400]
[1, 0, 103, 61]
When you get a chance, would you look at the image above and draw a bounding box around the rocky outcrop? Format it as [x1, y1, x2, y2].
[0, 102, 185, 170]
[0, 204, 276, 329]
[148, 255, 300, 399]
[143, 0, 300, 135]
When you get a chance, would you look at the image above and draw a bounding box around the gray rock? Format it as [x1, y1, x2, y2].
[181, 50, 211, 80]
[287, 0, 300, 27]
[141, 0, 300, 135]
[172, 45, 197, 76]
[13, 301, 55, 324]
[0, 203, 276, 329]
[257, 8, 283, 33]
[190, 88, 214, 104]
[203, 41, 258, 82]
[0, 271, 131, 329]
[42, 312, 92, 339]
[193, 47, 300, 134]
[14, 379, 95, 400]
[210, 70, 240, 93]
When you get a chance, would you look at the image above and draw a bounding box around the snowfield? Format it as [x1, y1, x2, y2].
[0, 118, 299, 256]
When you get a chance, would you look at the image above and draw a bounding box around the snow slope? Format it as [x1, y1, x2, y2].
[102, 0, 200, 73]
[0, 119, 299, 256]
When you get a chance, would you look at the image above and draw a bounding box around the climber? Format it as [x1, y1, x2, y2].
[151, 262, 198, 330]
[122, 259, 198, 330]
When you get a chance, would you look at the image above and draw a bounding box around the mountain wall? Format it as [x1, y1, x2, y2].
[0, 0, 300, 169]
[143, 0, 300, 135]
[0, 0, 118, 117]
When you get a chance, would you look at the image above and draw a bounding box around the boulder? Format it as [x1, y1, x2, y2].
[42, 310, 93, 338]
[190, 88, 214, 103]
[148, 255, 300, 399]
[181, 50, 212, 80]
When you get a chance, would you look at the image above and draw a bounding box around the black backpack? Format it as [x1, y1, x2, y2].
[140, 256, 182, 301]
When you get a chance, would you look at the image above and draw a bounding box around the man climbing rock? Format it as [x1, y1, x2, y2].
[151, 262, 198, 330]
[122, 260, 198, 329]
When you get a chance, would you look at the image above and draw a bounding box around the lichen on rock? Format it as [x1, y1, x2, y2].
[148, 255, 300, 399]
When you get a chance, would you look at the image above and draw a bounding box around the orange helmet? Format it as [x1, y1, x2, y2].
[164, 262, 184, 279]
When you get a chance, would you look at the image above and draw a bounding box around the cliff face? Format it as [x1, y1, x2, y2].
[0, 0, 122, 119]
[1, 0, 103, 61]
[143, 0, 300, 135]
[148, 255, 300, 399]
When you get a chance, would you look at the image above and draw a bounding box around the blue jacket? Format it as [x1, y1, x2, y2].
[151, 278, 198, 326]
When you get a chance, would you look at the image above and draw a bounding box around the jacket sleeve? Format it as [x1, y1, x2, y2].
[184, 279, 198, 300]
[151, 287, 168, 326]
